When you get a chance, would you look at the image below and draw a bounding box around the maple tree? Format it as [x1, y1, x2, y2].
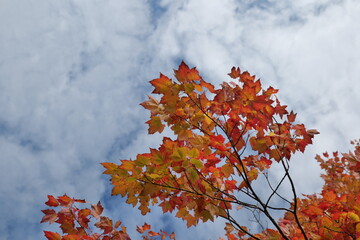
[41, 61, 359, 240]
[267, 140, 360, 240]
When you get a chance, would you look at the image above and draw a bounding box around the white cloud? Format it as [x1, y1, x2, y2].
[0, 0, 155, 239]
[1, 0, 359, 239]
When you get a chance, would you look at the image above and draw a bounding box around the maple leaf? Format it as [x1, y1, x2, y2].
[174, 61, 201, 83]
[57, 194, 74, 207]
[95, 216, 113, 234]
[250, 137, 268, 153]
[146, 116, 165, 134]
[78, 208, 91, 229]
[287, 110, 297, 122]
[209, 134, 228, 151]
[91, 201, 104, 219]
[41, 209, 58, 224]
[263, 86, 278, 96]
[140, 95, 161, 114]
[239, 71, 255, 83]
[136, 223, 151, 234]
[150, 74, 173, 94]
[228, 67, 241, 79]
[45, 195, 59, 207]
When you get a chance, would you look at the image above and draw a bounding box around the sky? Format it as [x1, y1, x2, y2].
[0, 0, 359, 239]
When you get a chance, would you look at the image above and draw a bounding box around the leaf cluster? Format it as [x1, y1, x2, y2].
[40, 61, 360, 240]
[41, 195, 175, 240]
[101, 62, 317, 238]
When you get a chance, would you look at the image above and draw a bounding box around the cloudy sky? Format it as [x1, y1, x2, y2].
[1, 0, 359, 239]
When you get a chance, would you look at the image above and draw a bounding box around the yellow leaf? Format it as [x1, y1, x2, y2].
[139, 204, 150, 215]
[121, 160, 135, 171]
[348, 212, 360, 222]
[147, 173, 161, 179]
[222, 163, 234, 178]
[184, 83, 195, 93]
[176, 208, 188, 218]
[126, 196, 138, 207]
[204, 114, 213, 125]
[250, 137, 268, 153]
[190, 158, 203, 169]
[112, 185, 126, 196]
[188, 148, 200, 158]
[170, 147, 187, 160]
[101, 162, 118, 174]
[136, 154, 150, 167]
[268, 132, 277, 137]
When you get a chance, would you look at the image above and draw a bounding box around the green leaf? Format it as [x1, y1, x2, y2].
[190, 158, 204, 169]
[187, 168, 199, 182]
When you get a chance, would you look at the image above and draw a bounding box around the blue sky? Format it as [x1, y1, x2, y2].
[0, 0, 359, 239]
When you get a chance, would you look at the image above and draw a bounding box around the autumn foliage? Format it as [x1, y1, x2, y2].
[41, 194, 174, 240]
[272, 140, 360, 240]
[42, 62, 359, 239]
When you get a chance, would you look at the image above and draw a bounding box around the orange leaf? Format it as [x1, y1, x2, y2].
[225, 180, 237, 191]
[45, 195, 59, 207]
[228, 67, 241, 79]
[302, 205, 323, 217]
[239, 71, 255, 82]
[44, 231, 61, 240]
[287, 111, 297, 122]
[114, 220, 122, 229]
[136, 223, 151, 233]
[146, 116, 165, 134]
[94, 216, 113, 234]
[57, 195, 74, 207]
[250, 137, 268, 153]
[323, 191, 337, 202]
[194, 83, 203, 92]
[266, 228, 282, 239]
[62, 235, 81, 240]
[148, 231, 160, 236]
[174, 61, 200, 83]
[200, 79, 216, 93]
[73, 198, 86, 203]
[150, 74, 173, 94]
